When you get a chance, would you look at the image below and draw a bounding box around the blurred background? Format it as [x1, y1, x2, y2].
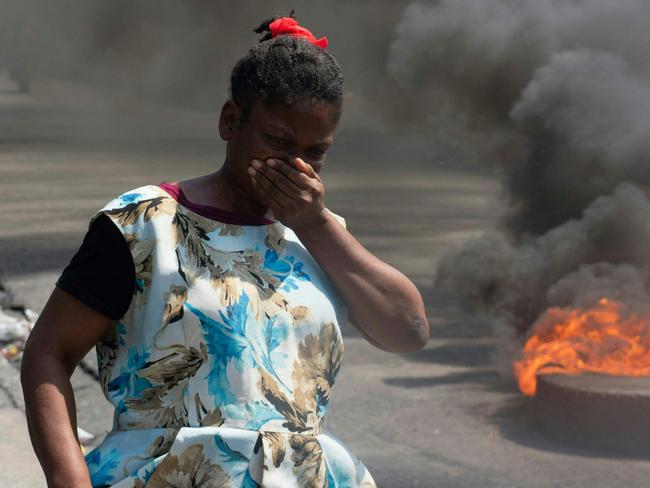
[2, 1, 650, 487]
[0, 0, 411, 114]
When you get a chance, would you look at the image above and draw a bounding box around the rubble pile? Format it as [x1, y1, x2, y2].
[0, 283, 37, 370]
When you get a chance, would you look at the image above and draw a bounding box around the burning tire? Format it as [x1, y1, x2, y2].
[531, 373, 650, 455]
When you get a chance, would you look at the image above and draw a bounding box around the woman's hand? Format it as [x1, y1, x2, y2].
[248, 157, 328, 230]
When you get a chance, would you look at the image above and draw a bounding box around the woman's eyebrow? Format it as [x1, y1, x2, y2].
[265, 124, 294, 137]
[265, 126, 332, 148]
[307, 141, 331, 151]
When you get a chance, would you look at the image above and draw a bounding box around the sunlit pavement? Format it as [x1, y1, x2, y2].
[3, 73, 650, 487]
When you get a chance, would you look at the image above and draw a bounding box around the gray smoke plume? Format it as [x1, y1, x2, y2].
[508, 49, 650, 235]
[387, 0, 650, 373]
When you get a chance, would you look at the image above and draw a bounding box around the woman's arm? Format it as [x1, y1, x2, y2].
[248, 156, 429, 353]
[293, 212, 429, 352]
[20, 286, 115, 488]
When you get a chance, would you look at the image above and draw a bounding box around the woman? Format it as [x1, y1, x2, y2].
[20, 13, 429, 487]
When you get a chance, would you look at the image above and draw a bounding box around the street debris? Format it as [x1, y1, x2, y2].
[0, 281, 96, 446]
[0, 283, 36, 368]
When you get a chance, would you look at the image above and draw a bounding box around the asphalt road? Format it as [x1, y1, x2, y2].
[3, 73, 650, 487]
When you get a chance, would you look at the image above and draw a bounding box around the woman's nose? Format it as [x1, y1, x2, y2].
[276, 151, 298, 164]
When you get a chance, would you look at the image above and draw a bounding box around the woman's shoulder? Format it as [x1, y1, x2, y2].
[108, 184, 169, 207]
[90, 184, 175, 227]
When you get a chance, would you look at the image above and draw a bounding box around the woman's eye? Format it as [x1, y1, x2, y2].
[268, 135, 287, 146]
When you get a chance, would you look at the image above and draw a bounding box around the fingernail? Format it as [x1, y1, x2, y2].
[247, 167, 256, 175]
[251, 159, 262, 169]
[267, 159, 276, 167]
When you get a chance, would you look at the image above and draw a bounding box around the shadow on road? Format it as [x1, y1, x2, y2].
[492, 396, 650, 461]
[383, 339, 512, 390]
[384, 369, 502, 388]
[407, 342, 495, 367]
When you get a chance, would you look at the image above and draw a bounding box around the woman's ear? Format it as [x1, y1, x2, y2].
[218, 99, 241, 140]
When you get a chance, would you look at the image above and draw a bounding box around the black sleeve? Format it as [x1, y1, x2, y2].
[55, 212, 135, 321]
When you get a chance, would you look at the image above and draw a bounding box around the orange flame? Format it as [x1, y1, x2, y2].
[513, 298, 650, 396]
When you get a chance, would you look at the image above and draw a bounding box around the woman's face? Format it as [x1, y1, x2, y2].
[218, 97, 339, 200]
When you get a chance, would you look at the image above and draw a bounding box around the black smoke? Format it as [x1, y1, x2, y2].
[387, 0, 650, 374]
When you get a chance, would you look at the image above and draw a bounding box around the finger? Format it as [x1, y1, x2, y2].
[253, 159, 305, 197]
[253, 168, 295, 198]
[293, 157, 319, 179]
[249, 171, 289, 209]
[267, 158, 318, 190]
[268, 188, 291, 209]
[250, 162, 296, 201]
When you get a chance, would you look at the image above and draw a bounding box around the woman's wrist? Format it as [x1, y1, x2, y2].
[44, 441, 91, 488]
[290, 207, 335, 234]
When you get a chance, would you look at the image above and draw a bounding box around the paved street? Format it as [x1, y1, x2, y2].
[3, 73, 650, 487]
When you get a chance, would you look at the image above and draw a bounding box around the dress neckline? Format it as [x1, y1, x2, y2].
[155, 182, 277, 226]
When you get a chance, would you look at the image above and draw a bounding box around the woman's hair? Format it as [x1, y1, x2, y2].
[229, 12, 344, 127]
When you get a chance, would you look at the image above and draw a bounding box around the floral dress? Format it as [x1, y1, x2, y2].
[83, 184, 377, 487]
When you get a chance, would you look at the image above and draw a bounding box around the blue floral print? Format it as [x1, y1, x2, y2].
[82, 185, 376, 487]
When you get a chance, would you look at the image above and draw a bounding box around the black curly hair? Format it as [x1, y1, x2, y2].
[229, 11, 344, 127]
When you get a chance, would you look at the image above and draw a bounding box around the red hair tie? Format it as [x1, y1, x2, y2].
[268, 17, 328, 49]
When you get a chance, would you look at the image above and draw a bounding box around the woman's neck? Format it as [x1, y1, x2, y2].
[182, 163, 272, 219]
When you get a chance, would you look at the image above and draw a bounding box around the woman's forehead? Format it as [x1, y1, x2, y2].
[252, 99, 338, 133]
